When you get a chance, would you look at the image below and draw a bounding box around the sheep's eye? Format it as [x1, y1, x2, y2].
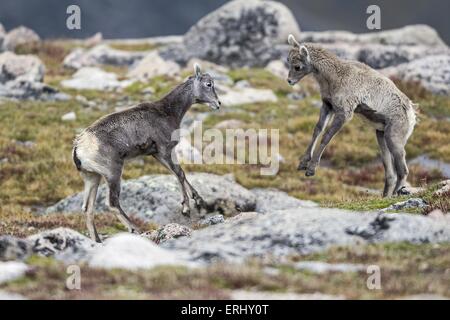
[205, 82, 212, 87]
[294, 66, 301, 71]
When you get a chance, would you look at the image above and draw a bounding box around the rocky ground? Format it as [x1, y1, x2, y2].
[0, 0, 449, 299]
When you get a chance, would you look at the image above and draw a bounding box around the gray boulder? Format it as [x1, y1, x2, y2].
[299, 25, 449, 70]
[0, 51, 44, 83]
[163, 208, 450, 263]
[63, 44, 147, 69]
[251, 188, 317, 213]
[0, 51, 67, 100]
[61, 67, 134, 91]
[178, 0, 301, 67]
[300, 25, 447, 47]
[357, 44, 449, 69]
[0, 236, 31, 261]
[88, 233, 187, 270]
[2, 26, 40, 51]
[46, 173, 257, 225]
[382, 54, 450, 96]
[27, 228, 97, 263]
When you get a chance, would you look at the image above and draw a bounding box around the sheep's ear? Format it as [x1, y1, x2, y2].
[288, 34, 300, 47]
[300, 45, 310, 63]
[194, 63, 201, 78]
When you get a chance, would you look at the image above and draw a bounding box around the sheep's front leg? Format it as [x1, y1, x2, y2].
[305, 112, 350, 176]
[298, 103, 332, 170]
[154, 151, 192, 217]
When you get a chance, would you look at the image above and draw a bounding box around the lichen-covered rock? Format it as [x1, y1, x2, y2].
[127, 50, 180, 80]
[300, 25, 447, 47]
[0, 236, 31, 261]
[357, 44, 448, 69]
[0, 51, 67, 100]
[0, 51, 44, 83]
[61, 67, 134, 91]
[264, 60, 288, 79]
[88, 233, 186, 270]
[163, 208, 450, 263]
[180, 0, 301, 68]
[2, 26, 40, 51]
[381, 198, 428, 212]
[144, 223, 192, 244]
[383, 54, 450, 96]
[251, 188, 317, 213]
[199, 214, 225, 227]
[27, 228, 97, 263]
[434, 180, 450, 196]
[46, 173, 257, 225]
[219, 85, 277, 106]
[63, 44, 147, 69]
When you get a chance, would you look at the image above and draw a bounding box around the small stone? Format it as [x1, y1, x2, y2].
[381, 198, 428, 212]
[234, 80, 251, 89]
[287, 92, 307, 101]
[144, 223, 193, 244]
[61, 111, 76, 121]
[199, 214, 225, 227]
[214, 119, 245, 129]
[0, 261, 29, 284]
[294, 261, 365, 274]
[265, 60, 288, 79]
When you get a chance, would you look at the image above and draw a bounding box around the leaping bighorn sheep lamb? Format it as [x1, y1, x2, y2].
[286, 34, 416, 197]
[72, 64, 221, 242]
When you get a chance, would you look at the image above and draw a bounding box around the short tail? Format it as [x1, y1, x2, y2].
[72, 146, 82, 171]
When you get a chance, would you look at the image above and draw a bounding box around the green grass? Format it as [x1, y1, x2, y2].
[1, 243, 448, 299]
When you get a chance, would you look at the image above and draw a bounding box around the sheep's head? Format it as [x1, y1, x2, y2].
[192, 63, 221, 110]
[286, 34, 313, 86]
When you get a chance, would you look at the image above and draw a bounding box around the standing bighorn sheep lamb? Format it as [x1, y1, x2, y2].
[73, 64, 221, 242]
[286, 34, 416, 197]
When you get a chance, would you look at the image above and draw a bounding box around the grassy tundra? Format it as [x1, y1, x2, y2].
[0, 41, 449, 299]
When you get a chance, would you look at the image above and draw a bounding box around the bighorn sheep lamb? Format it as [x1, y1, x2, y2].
[73, 64, 221, 242]
[286, 34, 416, 197]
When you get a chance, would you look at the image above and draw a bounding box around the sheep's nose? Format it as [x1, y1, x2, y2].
[218, 100, 222, 106]
[287, 79, 294, 85]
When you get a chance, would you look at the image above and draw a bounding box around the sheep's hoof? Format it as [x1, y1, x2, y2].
[182, 206, 191, 217]
[297, 158, 310, 170]
[396, 186, 410, 196]
[305, 168, 316, 177]
[194, 196, 206, 210]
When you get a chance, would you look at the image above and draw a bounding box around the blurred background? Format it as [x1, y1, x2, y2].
[0, 0, 449, 44]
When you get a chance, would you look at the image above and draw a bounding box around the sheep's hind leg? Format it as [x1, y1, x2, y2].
[384, 125, 409, 196]
[81, 171, 102, 242]
[105, 169, 140, 234]
[376, 130, 397, 197]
